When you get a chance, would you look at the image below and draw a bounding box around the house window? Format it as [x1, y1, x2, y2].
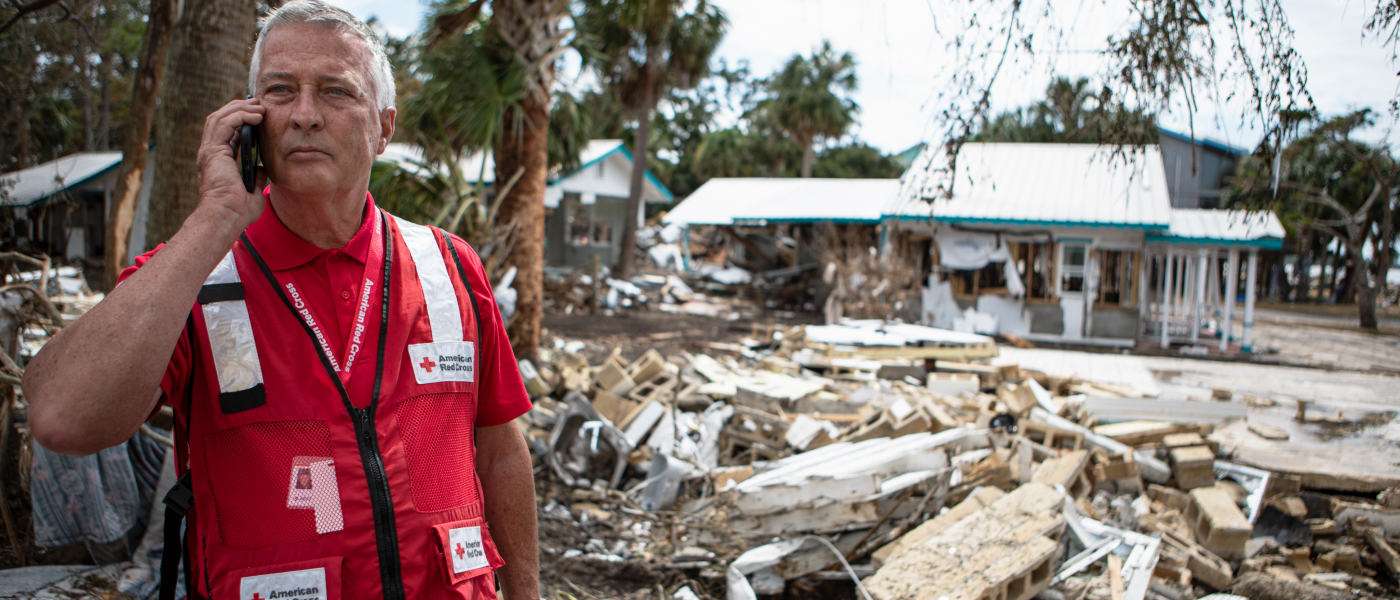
[1060, 244, 1087, 293]
[563, 194, 613, 247]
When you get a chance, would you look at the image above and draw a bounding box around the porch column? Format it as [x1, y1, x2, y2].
[1192, 250, 1209, 344]
[1221, 248, 1239, 352]
[1161, 250, 1174, 348]
[1243, 249, 1259, 352]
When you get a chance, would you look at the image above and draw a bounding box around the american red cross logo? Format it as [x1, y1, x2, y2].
[419, 356, 437, 373]
[252, 594, 263, 600]
[455, 543, 466, 560]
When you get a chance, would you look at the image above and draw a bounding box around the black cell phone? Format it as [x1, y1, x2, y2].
[238, 123, 259, 193]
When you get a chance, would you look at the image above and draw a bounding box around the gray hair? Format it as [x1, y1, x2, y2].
[248, 0, 396, 111]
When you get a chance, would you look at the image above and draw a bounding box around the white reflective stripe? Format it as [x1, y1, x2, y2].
[206, 249, 241, 284]
[393, 216, 463, 343]
[202, 251, 264, 393]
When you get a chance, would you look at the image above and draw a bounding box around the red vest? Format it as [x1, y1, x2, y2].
[177, 210, 503, 600]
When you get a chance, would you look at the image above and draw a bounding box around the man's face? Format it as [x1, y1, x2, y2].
[254, 22, 394, 196]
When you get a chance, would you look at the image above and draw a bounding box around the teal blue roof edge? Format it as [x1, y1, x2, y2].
[550, 143, 675, 202]
[1145, 234, 1283, 250]
[732, 216, 883, 224]
[616, 145, 675, 202]
[888, 214, 1170, 231]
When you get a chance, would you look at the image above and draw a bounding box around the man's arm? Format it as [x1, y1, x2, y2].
[475, 422, 538, 600]
[24, 98, 267, 455]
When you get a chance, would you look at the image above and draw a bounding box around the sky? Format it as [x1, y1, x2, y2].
[333, 0, 1400, 155]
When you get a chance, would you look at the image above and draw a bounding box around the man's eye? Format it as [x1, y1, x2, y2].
[328, 88, 347, 96]
[269, 85, 290, 93]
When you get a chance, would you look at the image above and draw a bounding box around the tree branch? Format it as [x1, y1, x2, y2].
[0, 0, 64, 35]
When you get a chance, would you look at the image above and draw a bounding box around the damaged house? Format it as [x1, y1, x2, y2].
[668, 142, 1284, 351]
[380, 139, 673, 269]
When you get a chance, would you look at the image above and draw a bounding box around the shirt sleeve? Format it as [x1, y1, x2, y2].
[445, 234, 533, 427]
[117, 245, 194, 420]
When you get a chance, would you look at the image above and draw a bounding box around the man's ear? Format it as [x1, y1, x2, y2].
[376, 106, 396, 155]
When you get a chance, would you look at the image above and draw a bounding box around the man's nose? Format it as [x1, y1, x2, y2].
[291, 86, 324, 130]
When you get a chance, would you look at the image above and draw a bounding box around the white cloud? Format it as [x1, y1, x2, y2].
[326, 0, 1400, 153]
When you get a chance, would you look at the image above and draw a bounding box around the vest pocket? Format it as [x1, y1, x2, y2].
[397, 393, 480, 512]
[431, 517, 505, 591]
[202, 420, 337, 549]
[221, 555, 342, 600]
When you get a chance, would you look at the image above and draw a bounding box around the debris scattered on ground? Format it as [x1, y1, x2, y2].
[516, 320, 1400, 600]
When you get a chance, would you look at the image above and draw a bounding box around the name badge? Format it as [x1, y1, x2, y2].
[240, 567, 328, 600]
[408, 341, 475, 384]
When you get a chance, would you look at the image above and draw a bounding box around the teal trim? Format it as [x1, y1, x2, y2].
[1145, 234, 1282, 250]
[552, 143, 675, 202]
[1057, 238, 1094, 244]
[616, 146, 675, 202]
[733, 217, 882, 224]
[888, 214, 1169, 231]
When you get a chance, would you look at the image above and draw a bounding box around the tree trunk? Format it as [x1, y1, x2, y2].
[75, 27, 94, 152]
[144, 0, 258, 249]
[615, 96, 653, 281]
[800, 135, 815, 178]
[103, 0, 176, 291]
[1296, 230, 1313, 301]
[492, 93, 549, 361]
[97, 50, 114, 151]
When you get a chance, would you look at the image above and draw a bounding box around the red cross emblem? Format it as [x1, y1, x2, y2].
[455, 542, 466, 560]
[252, 595, 263, 600]
[419, 356, 437, 373]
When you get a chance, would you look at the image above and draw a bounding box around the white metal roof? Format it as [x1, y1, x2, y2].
[379, 143, 495, 183]
[1, 152, 122, 206]
[1148, 209, 1286, 249]
[544, 139, 672, 207]
[890, 143, 1173, 230]
[662, 178, 898, 226]
[380, 140, 672, 207]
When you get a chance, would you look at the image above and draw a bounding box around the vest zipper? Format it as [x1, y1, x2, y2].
[354, 405, 405, 600]
[240, 226, 408, 600]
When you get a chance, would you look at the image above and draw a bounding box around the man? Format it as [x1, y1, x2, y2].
[23, 2, 539, 598]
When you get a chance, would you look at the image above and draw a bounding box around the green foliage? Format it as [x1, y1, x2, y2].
[398, 16, 526, 165]
[0, 0, 149, 170]
[575, 0, 728, 115]
[764, 40, 859, 152]
[813, 143, 904, 179]
[970, 76, 1157, 145]
[1227, 110, 1395, 231]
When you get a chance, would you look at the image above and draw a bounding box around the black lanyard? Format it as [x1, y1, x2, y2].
[241, 208, 394, 412]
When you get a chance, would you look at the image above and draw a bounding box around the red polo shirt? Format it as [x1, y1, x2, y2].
[121, 193, 531, 426]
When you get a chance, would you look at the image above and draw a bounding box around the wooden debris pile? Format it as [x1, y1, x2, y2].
[512, 324, 1399, 600]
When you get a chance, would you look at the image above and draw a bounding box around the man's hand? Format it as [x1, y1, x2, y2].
[26, 100, 269, 456]
[196, 97, 268, 231]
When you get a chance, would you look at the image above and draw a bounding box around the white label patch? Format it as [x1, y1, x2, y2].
[408, 341, 475, 384]
[240, 567, 327, 600]
[448, 526, 489, 574]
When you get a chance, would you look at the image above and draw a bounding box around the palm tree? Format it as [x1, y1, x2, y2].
[104, 0, 175, 290]
[143, 0, 258, 248]
[1039, 76, 1092, 140]
[575, 0, 728, 280]
[767, 41, 858, 178]
[423, 0, 570, 360]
